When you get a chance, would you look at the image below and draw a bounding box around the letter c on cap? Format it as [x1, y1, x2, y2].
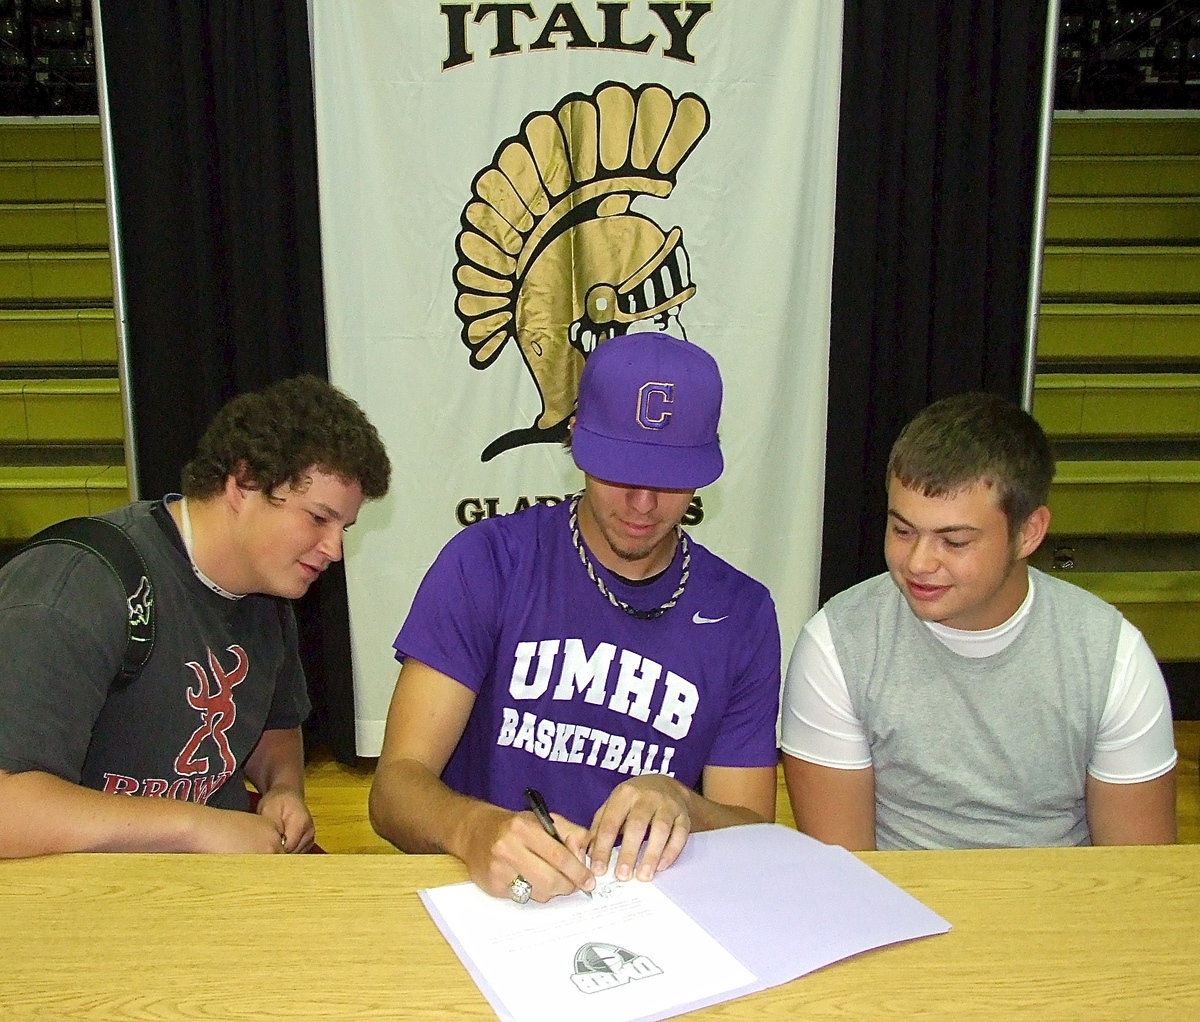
[637, 382, 674, 430]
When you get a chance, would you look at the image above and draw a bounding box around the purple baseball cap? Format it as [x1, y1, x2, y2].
[572, 332, 723, 490]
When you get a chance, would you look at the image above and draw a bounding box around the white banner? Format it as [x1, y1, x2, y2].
[310, 1, 842, 755]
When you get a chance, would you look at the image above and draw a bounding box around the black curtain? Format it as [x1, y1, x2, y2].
[821, 2, 1050, 603]
[98, 0, 358, 760]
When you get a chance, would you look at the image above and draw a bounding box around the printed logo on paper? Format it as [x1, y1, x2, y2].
[570, 941, 664, 993]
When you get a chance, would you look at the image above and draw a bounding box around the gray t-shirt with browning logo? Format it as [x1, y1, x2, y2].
[0, 500, 309, 810]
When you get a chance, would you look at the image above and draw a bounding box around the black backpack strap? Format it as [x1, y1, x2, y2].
[21, 517, 156, 690]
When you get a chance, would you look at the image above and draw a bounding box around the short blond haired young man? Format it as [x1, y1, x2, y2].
[782, 392, 1176, 850]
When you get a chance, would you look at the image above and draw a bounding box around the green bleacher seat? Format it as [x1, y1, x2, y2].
[0, 250, 113, 302]
[0, 378, 123, 443]
[1050, 570, 1200, 662]
[1041, 246, 1200, 300]
[0, 160, 106, 202]
[0, 309, 117, 365]
[1048, 155, 1200, 198]
[1049, 461, 1200, 536]
[1045, 197, 1200, 243]
[0, 123, 102, 162]
[1049, 119, 1200, 157]
[1036, 305, 1200, 363]
[1037, 116, 1199, 671]
[1034, 374, 1200, 439]
[0, 200, 109, 248]
[0, 463, 128, 542]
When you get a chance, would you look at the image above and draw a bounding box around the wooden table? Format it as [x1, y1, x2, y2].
[2, 844, 1197, 1020]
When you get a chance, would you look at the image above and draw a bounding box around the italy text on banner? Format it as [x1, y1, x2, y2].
[309, 1, 843, 754]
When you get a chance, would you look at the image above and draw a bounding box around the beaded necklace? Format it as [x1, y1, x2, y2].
[568, 492, 689, 620]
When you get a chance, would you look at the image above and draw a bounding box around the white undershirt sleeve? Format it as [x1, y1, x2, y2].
[1088, 620, 1178, 784]
[779, 609, 872, 769]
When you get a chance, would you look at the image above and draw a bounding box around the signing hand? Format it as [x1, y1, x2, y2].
[461, 804, 596, 903]
[588, 774, 692, 882]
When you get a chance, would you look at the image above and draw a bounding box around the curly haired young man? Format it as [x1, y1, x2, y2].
[0, 375, 390, 857]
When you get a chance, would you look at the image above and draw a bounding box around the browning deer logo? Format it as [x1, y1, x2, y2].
[174, 644, 247, 776]
[453, 81, 710, 461]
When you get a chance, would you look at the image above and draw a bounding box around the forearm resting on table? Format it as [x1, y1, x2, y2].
[369, 756, 504, 856]
[679, 794, 766, 832]
[0, 767, 235, 857]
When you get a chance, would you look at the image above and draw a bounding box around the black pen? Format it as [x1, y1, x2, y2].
[524, 787, 592, 897]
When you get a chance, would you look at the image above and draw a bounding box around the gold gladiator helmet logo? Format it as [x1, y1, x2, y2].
[453, 82, 710, 461]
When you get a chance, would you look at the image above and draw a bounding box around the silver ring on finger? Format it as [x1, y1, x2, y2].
[509, 874, 532, 904]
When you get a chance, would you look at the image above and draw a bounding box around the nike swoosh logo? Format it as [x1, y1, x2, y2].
[692, 612, 729, 625]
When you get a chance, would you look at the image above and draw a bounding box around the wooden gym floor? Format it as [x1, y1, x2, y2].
[304, 721, 1200, 854]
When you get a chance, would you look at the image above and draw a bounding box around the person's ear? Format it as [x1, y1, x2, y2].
[1016, 504, 1050, 559]
[224, 461, 255, 510]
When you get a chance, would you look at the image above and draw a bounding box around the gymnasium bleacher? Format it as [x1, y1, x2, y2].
[0, 1, 124, 551]
[0, 118, 126, 550]
[1032, 112, 1200, 710]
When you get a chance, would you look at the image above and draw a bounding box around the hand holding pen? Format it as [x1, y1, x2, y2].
[522, 787, 593, 899]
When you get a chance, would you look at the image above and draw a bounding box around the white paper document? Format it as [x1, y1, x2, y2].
[422, 871, 756, 1022]
[420, 823, 951, 1022]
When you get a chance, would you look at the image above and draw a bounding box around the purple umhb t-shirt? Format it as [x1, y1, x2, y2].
[393, 500, 780, 827]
